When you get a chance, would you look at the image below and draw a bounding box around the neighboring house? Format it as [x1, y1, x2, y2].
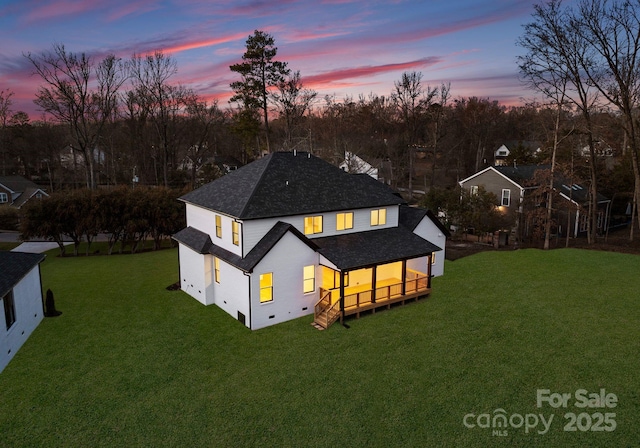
[459, 165, 611, 238]
[493, 141, 542, 166]
[0, 251, 45, 373]
[494, 144, 510, 166]
[174, 151, 448, 330]
[340, 151, 392, 184]
[0, 176, 49, 209]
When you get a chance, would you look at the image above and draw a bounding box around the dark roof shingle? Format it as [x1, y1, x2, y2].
[314, 227, 442, 271]
[180, 151, 405, 220]
[0, 251, 45, 298]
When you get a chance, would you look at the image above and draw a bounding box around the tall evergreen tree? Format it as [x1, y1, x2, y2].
[230, 30, 290, 153]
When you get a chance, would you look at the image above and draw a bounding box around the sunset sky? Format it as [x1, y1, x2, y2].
[0, 0, 561, 119]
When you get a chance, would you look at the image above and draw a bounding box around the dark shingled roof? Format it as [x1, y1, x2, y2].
[174, 222, 319, 273]
[494, 165, 609, 204]
[314, 227, 442, 271]
[399, 205, 451, 237]
[173, 227, 213, 254]
[0, 251, 45, 298]
[180, 151, 405, 220]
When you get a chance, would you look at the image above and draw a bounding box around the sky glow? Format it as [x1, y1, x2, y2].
[0, 0, 561, 118]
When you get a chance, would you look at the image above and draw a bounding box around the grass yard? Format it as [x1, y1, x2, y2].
[0, 248, 638, 447]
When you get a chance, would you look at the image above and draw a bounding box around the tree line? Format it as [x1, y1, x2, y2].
[2, 9, 640, 244]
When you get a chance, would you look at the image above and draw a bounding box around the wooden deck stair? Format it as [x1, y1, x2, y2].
[312, 289, 340, 330]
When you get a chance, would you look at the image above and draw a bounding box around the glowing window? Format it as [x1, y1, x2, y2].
[259, 273, 273, 303]
[370, 208, 387, 226]
[304, 216, 323, 235]
[232, 221, 240, 246]
[215, 215, 222, 238]
[470, 185, 479, 196]
[214, 257, 220, 283]
[336, 212, 354, 231]
[303, 265, 315, 294]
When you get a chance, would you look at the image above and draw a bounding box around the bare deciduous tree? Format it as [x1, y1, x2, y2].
[26, 44, 126, 189]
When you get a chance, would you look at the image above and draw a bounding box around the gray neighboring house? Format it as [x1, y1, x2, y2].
[459, 165, 611, 238]
[0, 251, 45, 373]
[174, 151, 448, 330]
[0, 176, 49, 209]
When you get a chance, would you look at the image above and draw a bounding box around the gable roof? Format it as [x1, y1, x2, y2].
[399, 205, 451, 237]
[0, 251, 45, 298]
[0, 176, 40, 193]
[315, 227, 441, 271]
[173, 222, 319, 273]
[180, 151, 405, 220]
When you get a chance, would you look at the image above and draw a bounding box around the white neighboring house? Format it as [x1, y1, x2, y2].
[173, 151, 449, 330]
[340, 151, 379, 180]
[0, 251, 45, 373]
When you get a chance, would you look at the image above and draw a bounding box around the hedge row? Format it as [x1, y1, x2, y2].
[21, 187, 186, 256]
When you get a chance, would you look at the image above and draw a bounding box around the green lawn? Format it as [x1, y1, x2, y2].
[0, 248, 638, 447]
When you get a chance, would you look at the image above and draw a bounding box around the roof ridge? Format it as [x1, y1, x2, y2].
[237, 153, 274, 219]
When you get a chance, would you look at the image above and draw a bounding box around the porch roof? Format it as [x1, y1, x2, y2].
[314, 227, 441, 271]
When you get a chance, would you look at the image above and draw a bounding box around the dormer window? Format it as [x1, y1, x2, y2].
[304, 216, 323, 235]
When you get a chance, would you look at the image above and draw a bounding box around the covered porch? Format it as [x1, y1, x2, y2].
[311, 226, 441, 329]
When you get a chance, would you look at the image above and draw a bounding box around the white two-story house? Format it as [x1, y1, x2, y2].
[173, 151, 449, 330]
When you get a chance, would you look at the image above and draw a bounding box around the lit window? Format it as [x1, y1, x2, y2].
[260, 273, 273, 303]
[0, 192, 7, 203]
[215, 215, 222, 238]
[214, 257, 220, 283]
[501, 189, 511, 207]
[304, 216, 323, 235]
[303, 265, 315, 293]
[3, 290, 16, 330]
[232, 221, 240, 246]
[370, 208, 387, 226]
[470, 186, 478, 196]
[336, 212, 354, 231]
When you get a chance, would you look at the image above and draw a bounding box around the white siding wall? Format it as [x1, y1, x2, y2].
[413, 216, 447, 277]
[0, 266, 44, 373]
[178, 244, 211, 305]
[242, 205, 400, 255]
[212, 259, 250, 327]
[185, 204, 242, 257]
[407, 256, 429, 275]
[250, 232, 319, 330]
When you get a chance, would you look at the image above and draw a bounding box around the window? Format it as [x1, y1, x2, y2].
[259, 273, 273, 303]
[501, 189, 511, 207]
[370, 208, 387, 226]
[215, 215, 222, 238]
[304, 216, 323, 235]
[214, 257, 220, 283]
[336, 212, 354, 231]
[303, 265, 315, 293]
[232, 221, 240, 246]
[3, 290, 16, 330]
[0, 192, 7, 203]
[470, 185, 479, 196]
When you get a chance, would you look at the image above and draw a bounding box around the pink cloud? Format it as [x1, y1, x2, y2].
[23, 0, 97, 23]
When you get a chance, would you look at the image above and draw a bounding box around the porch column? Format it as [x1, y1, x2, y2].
[339, 270, 346, 323]
[371, 266, 377, 303]
[401, 260, 407, 296]
[427, 254, 432, 288]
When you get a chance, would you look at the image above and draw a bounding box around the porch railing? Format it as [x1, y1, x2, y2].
[343, 275, 429, 310]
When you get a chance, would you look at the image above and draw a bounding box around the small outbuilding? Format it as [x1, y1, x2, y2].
[0, 251, 46, 373]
